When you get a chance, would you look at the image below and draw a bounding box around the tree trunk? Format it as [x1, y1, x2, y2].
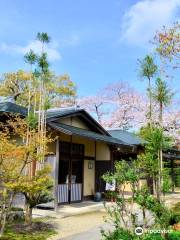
[0, 210, 7, 237]
[0, 189, 14, 237]
[25, 203, 32, 225]
[159, 148, 163, 201]
[162, 232, 169, 240]
[159, 103, 163, 202]
[142, 208, 147, 228]
[95, 104, 102, 124]
[148, 77, 152, 126]
[156, 150, 161, 201]
[153, 176, 157, 196]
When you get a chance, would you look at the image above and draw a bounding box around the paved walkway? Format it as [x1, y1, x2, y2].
[164, 193, 180, 207]
[61, 227, 101, 240]
[61, 223, 110, 240]
[33, 201, 110, 240]
[33, 193, 180, 219]
[31, 193, 180, 240]
[33, 201, 108, 219]
[49, 211, 108, 240]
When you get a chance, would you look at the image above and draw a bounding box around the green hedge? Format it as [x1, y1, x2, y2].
[102, 228, 180, 240]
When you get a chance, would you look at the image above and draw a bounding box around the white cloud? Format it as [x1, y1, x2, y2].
[60, 34, 80, 47]
[0, 40, 61, 61]
[121, 0, 180, 46]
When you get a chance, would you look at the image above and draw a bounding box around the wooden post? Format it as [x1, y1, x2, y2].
[94, 141, 97, 192]
[171, 158, 175, 192]
[54, 137, 59, 212]
[110, 146, 114, 171]
[68, 135, 73, 204]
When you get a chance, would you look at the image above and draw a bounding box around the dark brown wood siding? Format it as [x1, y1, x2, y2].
[95, 161, 112, 192]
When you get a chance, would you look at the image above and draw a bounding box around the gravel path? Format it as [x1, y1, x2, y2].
[48, 211, 107, 240]
[46, 193, 180, 240]
[61, 223, 110, 240]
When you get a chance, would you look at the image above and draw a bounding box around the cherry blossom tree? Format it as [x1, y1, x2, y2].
[77, 95, 108, 124]
[154, 22, 180, 68]
[78, 80, 179, 139]
[163, 107, 180, 145]
[102, 82, 148, 130]
[78, 82, 148, 130]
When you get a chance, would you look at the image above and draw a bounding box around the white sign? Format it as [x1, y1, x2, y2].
[105, 180, 116, 191]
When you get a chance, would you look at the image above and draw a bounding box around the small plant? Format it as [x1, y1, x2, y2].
[101, 227, 135, 240]
[8, 166, 53, 225]
[102, 160, 140, 234]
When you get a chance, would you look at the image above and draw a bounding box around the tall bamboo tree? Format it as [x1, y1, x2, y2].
[153, 78, 173, 200]
[24, 49, 37, 176]
[139, 55, 158, 196]
[36, 32, 50, 164]
[139, 55, 157, 125]
[24, 49, 37, 116]
[37, 32, 50, 52]
[153, 78, 172, 125]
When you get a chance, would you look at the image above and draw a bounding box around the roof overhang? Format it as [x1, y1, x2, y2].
[48, 121, 133, 150]
[47, 109, 110, 136]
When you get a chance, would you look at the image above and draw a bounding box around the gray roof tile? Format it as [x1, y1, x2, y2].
[108, 129, 143, 145]
[48, 122, 132, 147]
[0, 102, 27, 116]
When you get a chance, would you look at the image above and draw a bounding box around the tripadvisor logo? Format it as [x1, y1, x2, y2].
[135, 227, 143, 235]
[148, 229, 172, 234]
[135, 227, 172, 236]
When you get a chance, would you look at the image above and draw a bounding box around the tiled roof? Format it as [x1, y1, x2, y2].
[48, 121, 132, 148]
[46, 108, 82, 119]
[108, 129, 143, 145]
[0, 102, 27, 116]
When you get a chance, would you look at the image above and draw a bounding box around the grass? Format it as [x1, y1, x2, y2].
[0, 219, 57, 240]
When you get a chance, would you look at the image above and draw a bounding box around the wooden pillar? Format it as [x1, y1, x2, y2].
[171, 158, 175, 192]
[54, 137, 59, 212]
[94, 141, 97, 192]
[110, 146, 114, 171]
[68, 135, 73, 204]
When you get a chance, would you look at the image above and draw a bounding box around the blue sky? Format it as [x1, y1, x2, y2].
[0, 0, 179, 96]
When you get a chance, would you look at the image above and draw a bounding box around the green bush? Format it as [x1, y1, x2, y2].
[170, 202, 180, 225]
[142, 232, 180, 240]
[101, 228, 180, 240]
[101, 228, 135, 240]
[169, 213, 180, 225]
[143, 232, 180, 240]
[143, 233, 163, 240]
[169, 231, 180, 240]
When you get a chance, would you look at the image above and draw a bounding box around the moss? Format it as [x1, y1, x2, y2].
[10, 207, 23, 212]
[0, 220, 57, 240]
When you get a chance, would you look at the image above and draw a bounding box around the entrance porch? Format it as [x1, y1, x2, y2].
[46, 119, 132, 206]
[57, 141, 84, 204]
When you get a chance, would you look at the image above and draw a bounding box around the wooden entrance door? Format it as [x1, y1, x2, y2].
[58, 141, 84, 204]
